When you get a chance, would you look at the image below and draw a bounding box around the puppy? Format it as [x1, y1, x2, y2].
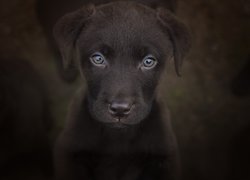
[53, 1, 190, 180]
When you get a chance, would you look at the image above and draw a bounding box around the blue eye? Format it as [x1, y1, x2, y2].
[142, 55, 157, 69]
[90, 52, 106, 66]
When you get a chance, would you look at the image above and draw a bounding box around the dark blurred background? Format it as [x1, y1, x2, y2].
[0, 0, 249, 179]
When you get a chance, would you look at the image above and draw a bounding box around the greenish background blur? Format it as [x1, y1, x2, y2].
[0, 0, 249, 179]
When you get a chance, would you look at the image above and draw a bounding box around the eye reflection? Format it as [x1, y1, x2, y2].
[90, 52, 106, 67]
[142, 55, 157, 69]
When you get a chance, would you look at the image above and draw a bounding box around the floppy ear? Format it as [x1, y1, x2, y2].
[157, 8, 191, 76]
[53, 4, 96, 79]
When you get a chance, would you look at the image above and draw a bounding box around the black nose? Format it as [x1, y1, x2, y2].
[109, 101, 132, 117]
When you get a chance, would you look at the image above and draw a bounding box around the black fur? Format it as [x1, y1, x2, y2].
[51, 1, 191, 179]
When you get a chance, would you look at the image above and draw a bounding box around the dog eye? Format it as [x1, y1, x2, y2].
[141, 55, 157, 69]
[90, 52, 106, 67]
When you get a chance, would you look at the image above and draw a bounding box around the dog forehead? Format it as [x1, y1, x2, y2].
[79, 2, 170, 54]
[95, 2, 157, 34]
[96, 1, 156, 17]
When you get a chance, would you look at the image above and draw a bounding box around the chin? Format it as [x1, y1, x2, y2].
[106, 122, 128, 129]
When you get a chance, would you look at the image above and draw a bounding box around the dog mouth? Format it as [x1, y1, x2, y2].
[105, 117, 127, 128]
[90, 101, 148, 128]
[107, 122, 127, 129]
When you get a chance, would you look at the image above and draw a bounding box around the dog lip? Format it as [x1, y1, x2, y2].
[106, 120, 128, 129]
[113, 117, 120, 122]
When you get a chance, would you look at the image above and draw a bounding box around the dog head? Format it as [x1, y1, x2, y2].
[54, 1, 190, 128]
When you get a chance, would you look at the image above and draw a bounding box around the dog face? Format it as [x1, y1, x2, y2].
[78, 3, 173, 127]
[54, 2, 191, 128]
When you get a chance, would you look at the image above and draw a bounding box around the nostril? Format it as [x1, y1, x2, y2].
[109, 101, 132, 116]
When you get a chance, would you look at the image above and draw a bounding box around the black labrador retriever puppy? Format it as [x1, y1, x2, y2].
[50, 0, 190, 179]
[37, 0, 177, 82]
